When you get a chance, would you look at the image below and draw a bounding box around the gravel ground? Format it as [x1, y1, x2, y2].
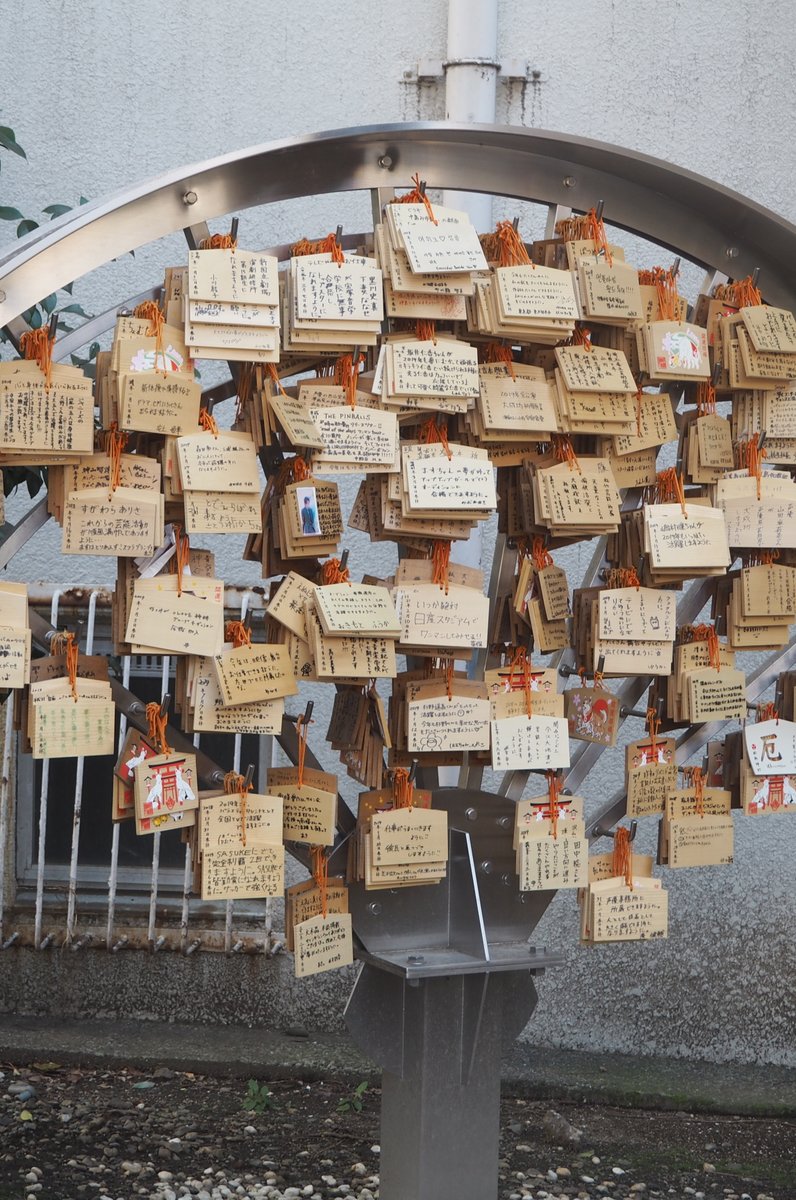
[1, 1063, 794, 1200]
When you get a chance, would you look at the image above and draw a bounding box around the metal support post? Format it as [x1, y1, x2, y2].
[344, 788, 560, 1200]
[347, 966, 537, 1200]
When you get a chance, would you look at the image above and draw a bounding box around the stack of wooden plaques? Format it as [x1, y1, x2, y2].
[12, 184, 796, 973]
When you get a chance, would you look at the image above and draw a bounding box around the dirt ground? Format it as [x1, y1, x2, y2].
[1, 1063, 794, 1200]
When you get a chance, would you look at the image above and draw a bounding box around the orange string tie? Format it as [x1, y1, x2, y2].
[585, 208, 613, 267]
[295, 712, 312, 788]
[292, 455, 311, 484]
[655, 467, 674, 504]
[656, 466, 687, 518]
[612, 826, 633, 889]
[239, 775, 252, 847]
[508, 646, 533, 718]
[20, 325, 55, 390]
[392, 767, 415, 810]
[552, 433, 581, 473]
[65, 633, 79, 703]
[145, 701, 171, 756]
[391, 173, 438, 224]
[672, 470, 688, 519]
[310, 846, 329, 918]
[689, 624, 722, 672]
[420, 416, 453, 461]
[223, 770, 251, 847]
[756, 701, 778, 724]
[593, 669, 605, 691]
[696, 380, 717, 416]
[133, 300, 169, 378]
[515, 536, 531, 563]
[321, 557, 351, 586]
[554, 213, 583, 241]
[431, 539, 451, 594]
[481, 220, 532, 268]
[265, 361, 289, 398]
[496, 219, 532, 267]
[292, 232, 345, 264]
[48, 632, 79, 702]
[555, 210, 612, 266]
[646, 706, 660, 761]
[637, 266, 661, 287]
[199, 408, 220, 438]
[571, 326, 593, 351]
[171, 523, 190, 598]
[133, 300, 165, 335]
[609, 566, 641, 589]
[654, 267, 679, 323]
[333, 352, 364, 407]
[225, 620, 252, 649]
[545, 770, 560, 840]
[684, 766, 705, 819]
[199, 232, 238, 250]
[223, 770, 244, 793]
[482, 341, 516, 379]
[531, 536, 554, 571]
[416, 319, 437, 345]
[715, 275, 763, 308]
[744, 432, 767, 501]
[104, 422, 128, 499]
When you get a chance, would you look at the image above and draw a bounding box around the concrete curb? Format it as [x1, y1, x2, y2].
[1, 1015, 794, 1117]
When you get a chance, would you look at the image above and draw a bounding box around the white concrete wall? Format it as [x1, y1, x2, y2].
[1, 0, 795, 1065]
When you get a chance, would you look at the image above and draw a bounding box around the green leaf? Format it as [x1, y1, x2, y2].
[0, 127, 26, 158]
[41, 293, 58, 314]
[16, 219, 39, 237]
[88, 341, 100, 358]
[62, 281, 75, 295]
[59, 303, 92, 319]
[70, 354, 86, 367]
[79, 196, 88, 205]
[0, 205, 23, 220]
[42, 203, 72, 218]
[19, 1109, 33, 1121]
[28, 308, 42, 329]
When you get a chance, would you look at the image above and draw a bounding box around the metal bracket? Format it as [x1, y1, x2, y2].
[407, 58, 533, 83]
[592, 820, 638, 843]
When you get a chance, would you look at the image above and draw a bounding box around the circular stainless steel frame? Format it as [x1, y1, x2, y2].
[2, 122, 796, 325]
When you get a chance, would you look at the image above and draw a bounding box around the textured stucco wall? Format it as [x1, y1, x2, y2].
[0, 0, 795, 1065]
